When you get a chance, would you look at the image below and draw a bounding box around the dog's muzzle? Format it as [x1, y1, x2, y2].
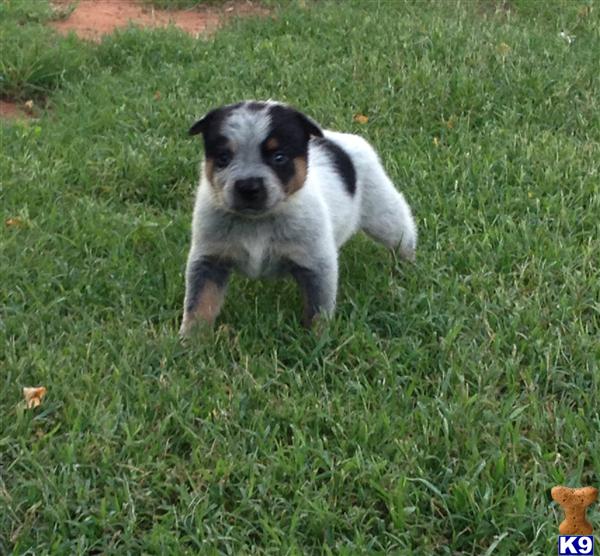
[233, 177, 267, 212]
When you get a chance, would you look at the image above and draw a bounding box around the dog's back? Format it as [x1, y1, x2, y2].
[306, 130, 417, 258]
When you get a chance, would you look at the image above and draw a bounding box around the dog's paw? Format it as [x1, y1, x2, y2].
[302, 310, 333, 336]
[179, 315, 215, 343]
[396, 232, 416, 262]
[313, 314, 332, 338]
[399, 244, 416, 262]
[178, 325, 192, 345]
[178, 316, 193, 339]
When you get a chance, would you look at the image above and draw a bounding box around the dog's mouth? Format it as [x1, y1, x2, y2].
[226, 196, 276, 218]
[230, 205, 271, 218]
[218, 198, 271, 218]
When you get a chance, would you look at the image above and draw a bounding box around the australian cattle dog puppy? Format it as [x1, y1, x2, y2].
[180, 100, 417, 336]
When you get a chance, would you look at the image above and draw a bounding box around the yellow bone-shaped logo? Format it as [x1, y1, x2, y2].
[551, 486, 598, 535]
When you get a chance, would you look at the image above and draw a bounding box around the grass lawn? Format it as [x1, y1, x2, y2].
[1, 0, 599, 553]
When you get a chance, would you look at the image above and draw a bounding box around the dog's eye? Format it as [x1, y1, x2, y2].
[215, 151, 232, 168]
[271, 151, 289, 166]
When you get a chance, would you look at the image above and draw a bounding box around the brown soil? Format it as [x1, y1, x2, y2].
[49, 0, 268, 41]
[1, 1, 268, 121]
[0, 100, 30, 121]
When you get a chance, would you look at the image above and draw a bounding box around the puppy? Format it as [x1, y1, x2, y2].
[180, 100, 416, 336]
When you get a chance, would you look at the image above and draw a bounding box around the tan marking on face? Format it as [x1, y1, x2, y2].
[204, 140, 233, 188]
[287, 156, 308, 195]
[204, 158, 215, 184]
[265, 136, 279, 150]
[191, 281, 226, 325]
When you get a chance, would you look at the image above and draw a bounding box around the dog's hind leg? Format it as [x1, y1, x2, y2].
[359, 154, 417, 261]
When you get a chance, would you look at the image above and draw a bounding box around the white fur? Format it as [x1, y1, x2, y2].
[320, 130, 417, 257]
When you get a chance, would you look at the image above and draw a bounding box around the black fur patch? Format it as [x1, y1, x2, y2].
[204, 134, 230, 160]
[245, 101, 268, 111]
[313, 137, 356, 196]
[269, 104, 323, 140]
[189, 103, 242, 137]
[288, 262, 323, 327]
[261, 105, 317, 189]
[189, 105, 239, 164]
[261, 104, 323, 188]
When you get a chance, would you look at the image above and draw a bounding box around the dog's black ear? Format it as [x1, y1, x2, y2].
[294, 110, 324, 138]
[188, 107, 221, 136]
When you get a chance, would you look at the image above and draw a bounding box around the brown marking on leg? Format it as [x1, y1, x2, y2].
[180, 257, 230, 338]
[180, 281, 226, 337]
[191, 281, 226, 325]
[287, 155, 308, 195]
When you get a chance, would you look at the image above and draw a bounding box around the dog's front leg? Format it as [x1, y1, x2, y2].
[289, 258, 338, 328]
[180, 256, 231, 337]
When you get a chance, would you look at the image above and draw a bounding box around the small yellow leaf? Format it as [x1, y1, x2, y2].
[444, 115, 457, 129]
[433, 137, 440, 147]
[353, 113, 369, 124]
[23, 386, 47, 409]
[5, 217, 24, 228]
[24, 100, 34, 114]
[497, 42, 511, 56]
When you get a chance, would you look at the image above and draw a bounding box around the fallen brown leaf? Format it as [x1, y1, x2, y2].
[23, 386, 47, 409]
[5, 217, 25, 228]
[444, 115, 457, 129]
[353, 113, 369, 124]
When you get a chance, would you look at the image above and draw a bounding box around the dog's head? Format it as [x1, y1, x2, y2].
[189, 101, 323, 216]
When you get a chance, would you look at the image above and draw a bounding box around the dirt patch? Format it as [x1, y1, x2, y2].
[49, 0, 268, 41]
[0, 100, 31, 121]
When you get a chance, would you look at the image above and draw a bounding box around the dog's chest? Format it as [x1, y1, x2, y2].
[237, 233, 282, 278]
[213, 215, 298, 278]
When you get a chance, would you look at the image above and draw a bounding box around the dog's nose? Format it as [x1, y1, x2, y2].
[235, 177, 264, 198]
[234, 178, 266, 208]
